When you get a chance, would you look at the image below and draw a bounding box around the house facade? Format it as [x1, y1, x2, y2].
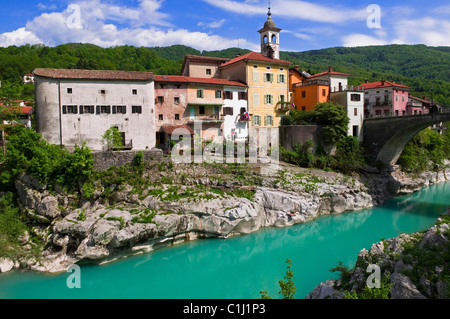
[330, 91, 365, 141]
[359, 80, 410, 118]
[33, 68, 156, 151]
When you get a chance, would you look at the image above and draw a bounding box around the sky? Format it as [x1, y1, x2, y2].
[0, 0, 449, 52]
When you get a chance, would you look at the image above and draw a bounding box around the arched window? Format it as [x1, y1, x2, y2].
[271, 34, 277, 43]
[263, 35, 268, 44]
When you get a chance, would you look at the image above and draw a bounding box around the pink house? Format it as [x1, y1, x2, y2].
[359, 80, 410, 118]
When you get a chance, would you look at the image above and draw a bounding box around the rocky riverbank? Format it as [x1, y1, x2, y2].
[0, 160, 449, 275]
[306, 217, 450, 299]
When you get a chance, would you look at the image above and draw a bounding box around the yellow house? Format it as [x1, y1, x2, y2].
[219, 10, 291, 128]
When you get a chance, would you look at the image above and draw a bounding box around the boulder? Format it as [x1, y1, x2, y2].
[390, 273, 426, 299]
[0, 258, 15, 273]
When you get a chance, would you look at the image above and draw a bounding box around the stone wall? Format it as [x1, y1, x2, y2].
[279, 125, 324, 152]
[92, 148, 164, 171]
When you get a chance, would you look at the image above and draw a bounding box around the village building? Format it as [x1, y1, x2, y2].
[181, 55, 230, 78]
[33, 68, 156, 151]
[407, 95, 431, 115]
[154, 75, 248, 150]
[359, 80, 411, 118]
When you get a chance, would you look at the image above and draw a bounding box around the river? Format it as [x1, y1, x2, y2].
[0, 182, 449, 299]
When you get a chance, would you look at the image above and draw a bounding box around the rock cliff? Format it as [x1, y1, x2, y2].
[1, 161, 449, 274]
[306, 218, 450, 299]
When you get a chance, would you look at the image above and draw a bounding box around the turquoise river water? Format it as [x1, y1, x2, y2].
[0, 182, 449, 299]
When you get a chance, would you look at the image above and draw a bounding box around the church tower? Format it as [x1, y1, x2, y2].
[258, 5, 282, 60]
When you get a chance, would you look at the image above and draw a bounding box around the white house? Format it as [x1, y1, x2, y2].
[330, 90, 365, 141]
[222, 86, 249, 142]
[33, 68, 156, 151]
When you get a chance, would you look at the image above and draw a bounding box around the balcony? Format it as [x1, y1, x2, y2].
[238, 113, 250, 122]
[188, 114, 224, 123]
[276, 101, 292, 112]
[293, 80, 329, 88]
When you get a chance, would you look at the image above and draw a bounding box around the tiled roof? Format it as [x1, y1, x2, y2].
[308, 70, 350, 79]
[155, 75, 247, 87]
[359, 80, 410, 90]
[33, 68, 155, 81]
[160, 124, 194, 135]
[219, 51, 291, 68]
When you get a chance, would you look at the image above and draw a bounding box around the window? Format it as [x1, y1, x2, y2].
[157, 96, 164, 103]
[223, 107, 233, 116]
[199, 106, 205, 115]
[253, 71, 259, 82]
[67, 88, 73, 94]
[175, 114, 180, 120]
[132, 89, 137, 95]
[302, 106, 306, 111]
[322, 89, 327, 97]
[271, 35, 277, 43]
[197, 89, 204, 98]
[354, 108, 358, 116]
[253, 93, 259, 106]
[265, 73, 273, 82]
[224, 91, 233, 100]
[302, 90, 306, 98]
[174, 97, 180, 104]
[266, 65, 271, 70]
[62, 105, 77, 114]
[101, 105, 110, 114]
[402, 95, 405, 102]
[206, 69, 212, 75]
[396, 94, 399, 101]
[252, 115, 261, 126]
[158, 114, 163, 120]
[375, 97, 381, 106]
[277, 74, 285, 83]
[80, 105, 94, 114]
[215, 90, 222, 99]
[353, 126, 359, 138]
[132, 105, 142, 114]
[264, 94, 273, 105]
[351, 94, 361, 102]
[238, 92, 247, 100]
[100, 90, 106, 95]
[113, 105, 126, 114]
[253, 64, 258, 68]
[279, 95, 285, 102]
[265, 115, 273, 126]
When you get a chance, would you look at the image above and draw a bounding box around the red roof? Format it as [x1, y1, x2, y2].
[219, 51, 291, 68]
[155, 75, 247, 87]
[21, 107, 33, 115]
[33, 68, 155, 81]
[308, 69, 350, 79]
[359, 80, 410, 90]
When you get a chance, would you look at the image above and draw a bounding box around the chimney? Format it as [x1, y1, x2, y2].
[295, 65, 299, 70]
[381, 80, 386, 86]
[328, 66, 333, 72]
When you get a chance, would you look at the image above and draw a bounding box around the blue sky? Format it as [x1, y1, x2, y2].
[0, 0, 449, 52]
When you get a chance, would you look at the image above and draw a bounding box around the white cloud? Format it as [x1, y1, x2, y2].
[0, 28, 43, 47]
[203, 0, 367, 24]
[198, 19, 226, 29]
[0, 0, 257, 51]
[341, 34, 388, 47]
[342, 16, 450, 47]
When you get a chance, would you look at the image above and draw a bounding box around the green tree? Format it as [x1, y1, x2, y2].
[101, 127, 124, 151]
[260, 259, 296, 299]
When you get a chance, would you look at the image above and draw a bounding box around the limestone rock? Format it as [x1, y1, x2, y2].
[0, 258, 15, 273]
[390, 273, 426, 299]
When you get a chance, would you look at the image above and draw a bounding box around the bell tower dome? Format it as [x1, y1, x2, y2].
[258, 5, 282, 59]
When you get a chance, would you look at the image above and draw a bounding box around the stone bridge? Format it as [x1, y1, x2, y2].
[362, 111, 450, 166]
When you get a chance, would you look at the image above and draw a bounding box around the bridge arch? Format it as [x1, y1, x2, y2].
[362, 112, 450, 166]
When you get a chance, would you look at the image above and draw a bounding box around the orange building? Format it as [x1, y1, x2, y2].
[292, 80, 329, 111]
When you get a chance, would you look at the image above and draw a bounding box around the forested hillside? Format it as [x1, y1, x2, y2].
[0, 43, 448, 105]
